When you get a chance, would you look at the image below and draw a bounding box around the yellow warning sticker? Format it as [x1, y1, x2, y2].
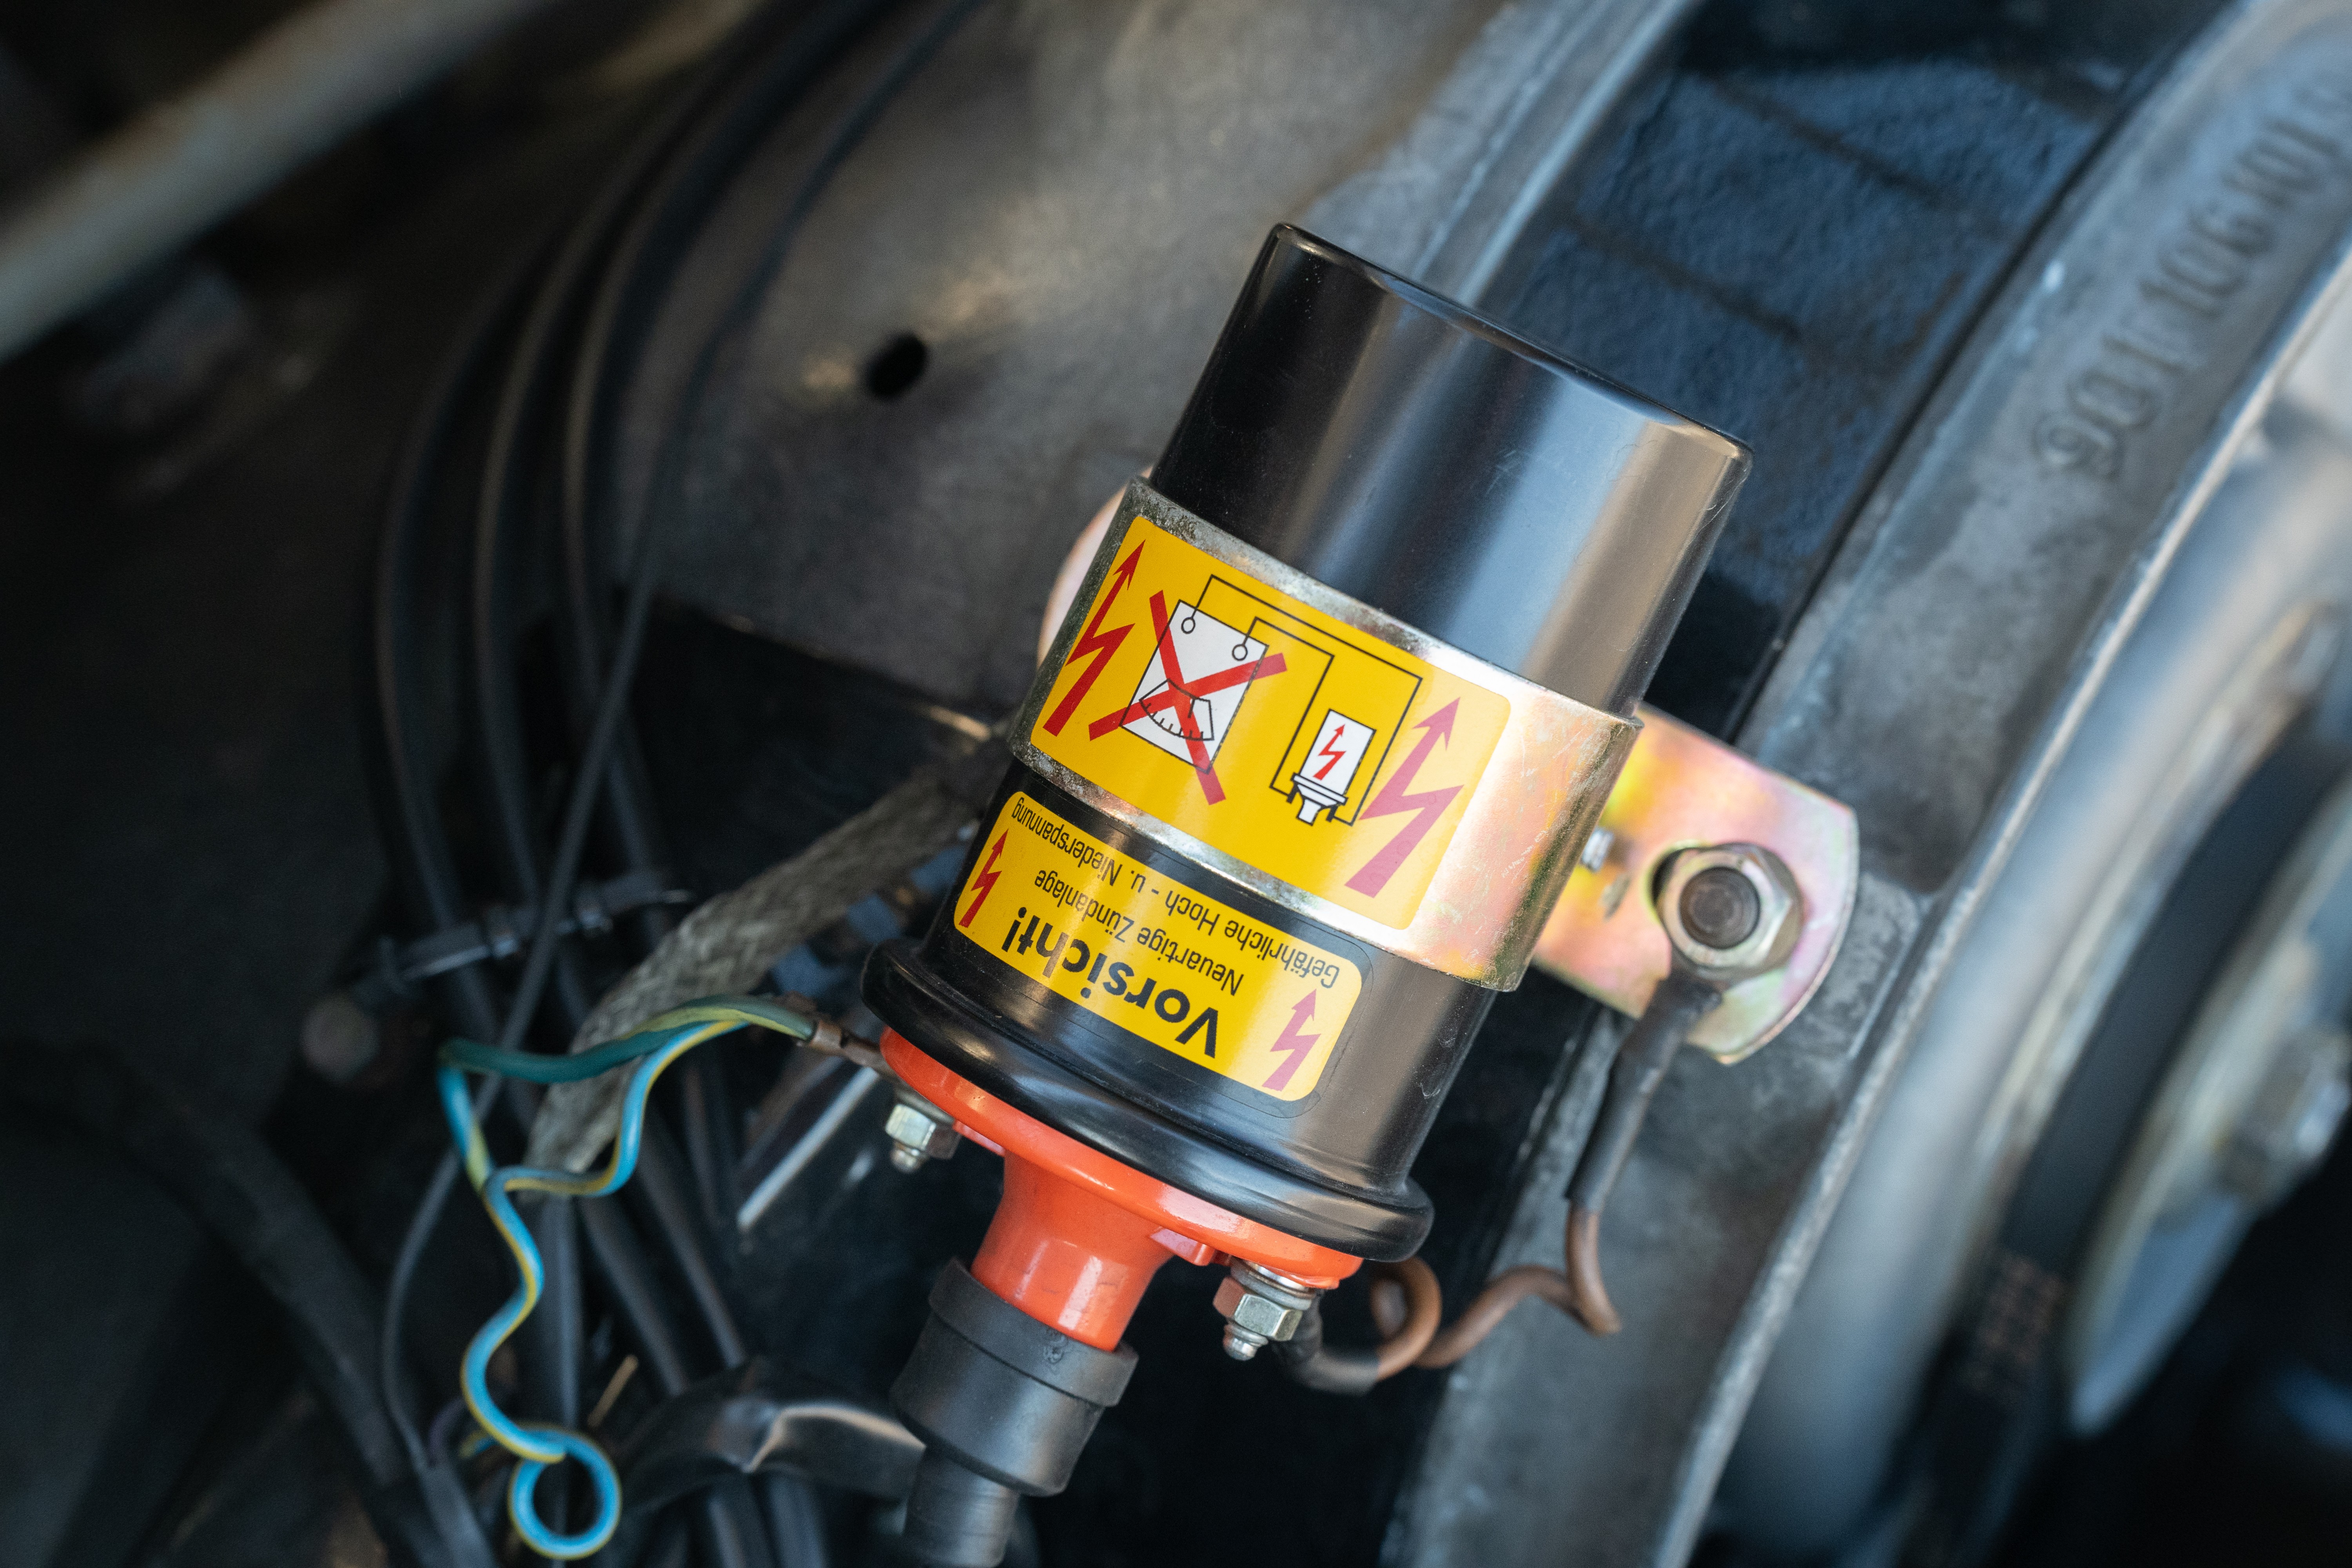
[1027, 517, 1512, 929]
[950, 793, 1363, 1102]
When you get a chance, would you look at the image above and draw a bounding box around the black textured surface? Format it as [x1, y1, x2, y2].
[1497, 0, 2221, 736]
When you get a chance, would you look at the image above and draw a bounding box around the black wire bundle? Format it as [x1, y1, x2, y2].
[358, 2, 984, 1561]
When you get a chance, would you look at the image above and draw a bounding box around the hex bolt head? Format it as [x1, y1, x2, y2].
[1657, 844, 1803, 984]
[1679, 865, 1761, 949]
[884, 1096, 961, 1173]
[1213, 1262, 1318, 1361]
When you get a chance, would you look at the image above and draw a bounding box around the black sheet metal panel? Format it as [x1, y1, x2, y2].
[631, 0, 1705, 717]
[1391, 2, 2352, 1564]
[634, 0, 1493, 717]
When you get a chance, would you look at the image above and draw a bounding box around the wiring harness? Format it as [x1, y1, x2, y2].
[352, 2, 992, 1564]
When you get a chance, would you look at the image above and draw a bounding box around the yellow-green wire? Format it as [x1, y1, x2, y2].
[434, 998, 812, 1558]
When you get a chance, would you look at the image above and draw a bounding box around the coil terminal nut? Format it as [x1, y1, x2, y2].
[885, 1089, 962, 1173]
[1213, 1260, 1321, 1361]
[1659, 844, 1803, 985]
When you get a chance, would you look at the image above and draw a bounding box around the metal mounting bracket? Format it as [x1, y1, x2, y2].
[1534, 706, 1859, 1063]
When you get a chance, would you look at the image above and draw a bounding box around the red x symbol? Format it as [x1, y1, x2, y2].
[1088, 592, 1285, 803]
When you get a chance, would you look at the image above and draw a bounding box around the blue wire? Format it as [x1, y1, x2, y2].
[437, 1000, 811, 1559]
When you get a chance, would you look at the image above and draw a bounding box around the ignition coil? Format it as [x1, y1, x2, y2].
[863, 225, 1748, 1566]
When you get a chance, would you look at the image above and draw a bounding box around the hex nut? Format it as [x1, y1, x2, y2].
[1217, 1279, 1307, 1341]
[884, 1098, 961, 1172]
[1659, 844, 1802, 983]
[1212, 1263, 1318, 1360]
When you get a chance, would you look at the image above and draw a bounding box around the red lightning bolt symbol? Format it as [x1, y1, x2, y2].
[1311, 722, 1350, 780]
[1344, 700, 1462, 897]
[1262, 991, 1320, 1092]
[1041, 543, 1144, 735]
[956, 832, 1008, 928]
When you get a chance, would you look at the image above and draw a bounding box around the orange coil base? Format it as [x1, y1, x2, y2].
[882, 1031, 1361, 1350]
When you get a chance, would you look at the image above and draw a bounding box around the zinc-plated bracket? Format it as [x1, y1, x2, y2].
[1533, 706, 1859, 1063]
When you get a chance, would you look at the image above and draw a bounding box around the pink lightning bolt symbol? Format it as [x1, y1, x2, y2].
[1262, 991, 1319, 1092]
[1345, 700, 1463, 897]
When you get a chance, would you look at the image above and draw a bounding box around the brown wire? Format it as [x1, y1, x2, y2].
[1365, 1257, 1444, 1380]
[1564, 1205, 1621, 1335]
[1413, 1207, 1620, 1369]
[1368, 1274, 1408, 1338]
